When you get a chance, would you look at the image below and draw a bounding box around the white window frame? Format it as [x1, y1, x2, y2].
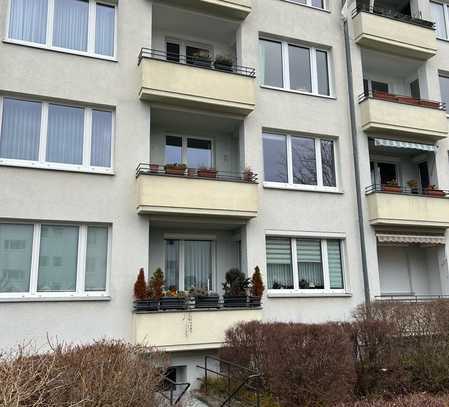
[5, 0, 118, 61]
[263, 132, 339, 192]
[260, 37, 334, 98]
[0, 96, 115, 174]
[431, 1, 449, 40]
[163, 234, 217, 292]
[282, 0, 328, 11]
[0, 221, 111, 300]
[370, 156, 402, 186]
[265, 233, 347, 296]
[164, 134, 215, 168]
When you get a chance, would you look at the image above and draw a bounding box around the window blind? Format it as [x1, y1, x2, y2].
[9, 0, 48, 44]
[327, 240, 343, 289]
[266, 237, 293, 289]
[296, 239, 323, 289]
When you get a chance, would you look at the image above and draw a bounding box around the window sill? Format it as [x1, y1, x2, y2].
[268, 291, 351, 298]
[0, 159, 114, 175]
[260, 85, 336, 100]
[0, 295, 111, 303]
[263, 182, 343, 194]
[279, 0, 330, 13]
[3, 39, 118, 62]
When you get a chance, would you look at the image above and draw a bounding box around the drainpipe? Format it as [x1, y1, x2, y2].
[341, 0, 371, 307]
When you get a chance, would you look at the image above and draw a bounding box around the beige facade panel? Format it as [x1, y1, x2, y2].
[133, 308, 262, 351]
[160, 0, 251, 19]
[360, 98, 448, 140]
[353, 12, 437, 60]
[139, 58, 256, 116]
[367, 192, 449, 228]
[136, 175, 259, 218]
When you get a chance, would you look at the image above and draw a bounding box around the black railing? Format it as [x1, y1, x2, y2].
[365, 184, 449, 198]
[376, 295, 449, 303]
[359, 90, 445, 110]
[157, 375, 191, 406]
[138, 48, 256, 78]
[136, 163, 258, 183]
[197, 355, 263, 407]
[352, 3, 435, 29]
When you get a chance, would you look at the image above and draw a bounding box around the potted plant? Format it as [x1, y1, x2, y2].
[243, 166, 254, 182]
[164, 163, 187, 176]
[382, 179, 401, 193]
[407, 179, 419, 194]
[133, 268, 150, 311]
[249, 266, 264, 307]
[189, 53, 212, 68]
[223, 268, 250, 308]
[425, 185, 446, 197]
[373, 90, 396, 102]
[214, 55, 234, 72]
[190, 287, 220, 309]
[160, 288, 187, 310]
[187, 168, 196, 177]
[146, 268, 164, 311]
[420, 100, 441, 109]
[197, 167, 217, 179]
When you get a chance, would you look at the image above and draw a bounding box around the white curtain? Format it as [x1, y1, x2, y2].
[0, 224, 33, 293]
[9, 0, 48, 44]
[165, 240, 179, 290]
[327, 240, 343, 289]
[266, 237, 293, 289]
[85, 226, 108, 291]
[37, 225, 79, 292]
[0, 98, 41, 161]
[46, 104, 84, 164]
[184, 241, 212, 291]
[91, 110, 112, 167]
[431, 2, 447, 39]
[95, 3, 115, 56]
[297, 239, 324, 289]
[53, 0, 88, 51]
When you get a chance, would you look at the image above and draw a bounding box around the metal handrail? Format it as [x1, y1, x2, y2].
[352, 3, 435, 29]
[157, 375, 191, 405]
[365, 184, 449, 198]
[359, 90, 445, 110]
[138, 48, 256, 78]
[197, 355, 262, 407]
[136, 163, 258, 183]
[376, 295, 449, 303]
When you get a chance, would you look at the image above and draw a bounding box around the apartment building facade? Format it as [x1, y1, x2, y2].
[0, 0, 448, 389]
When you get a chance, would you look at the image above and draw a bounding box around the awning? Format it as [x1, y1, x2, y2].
[377, 234, 446, 245]
[374, 138, 436, 152]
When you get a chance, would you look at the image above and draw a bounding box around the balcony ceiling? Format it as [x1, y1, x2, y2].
[362, 49, 422, 78]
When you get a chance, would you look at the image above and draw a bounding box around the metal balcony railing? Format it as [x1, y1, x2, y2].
[138, 48, 256, 78]
[359, 90, 445, 110]
[365, 184, 449, 198]
[352, 3, 435, 29]
[376, 295, 449, 303]
[136, 163, 258, 183]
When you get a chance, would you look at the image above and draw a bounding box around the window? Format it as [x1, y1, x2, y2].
[0, 97, 114, 173]
[439, 74, 449, 113]
[431, 2, 448, 40]
[263, 132, 337, 190]
[164, 239, 214, 291]
[288, 0, 326, 10]
[260, 39, 331, 96]
[266, 236, 345, 292]
[164, 135, 213, 168]
[7, 0, 116, 58]
[363, 79, 389, 95]
[0, 223, 110, 297]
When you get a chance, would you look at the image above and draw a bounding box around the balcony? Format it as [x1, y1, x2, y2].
[136, 164, 259, 219]
[133, 306, 262, 351]
[366, 184, 449, 228]
[359, 91, 447, 141]
[138, 49, 256, 116]
[162, 0, 251, 20]
[352, 6, 437, 60]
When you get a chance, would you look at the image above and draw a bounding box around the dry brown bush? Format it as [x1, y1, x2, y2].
[340, 392, 449, 407]
[0, 340, 167, 407]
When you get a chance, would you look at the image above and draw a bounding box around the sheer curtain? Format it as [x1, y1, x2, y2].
[46, 104, 84, 164]
[327, 240, 343, 289]
[37, 225, 79, 292]
[85, 226, 108, 291]
[297, 239, 324, 289]
[91, 110, 112, 167]
[266, 237, 293, 289]
[0, 224, 33, 293]
[95, 3, 115, 56]
[53, 0, 89, 51]
[184, 241, 211, 291]
[165, 240, 179, 290]
[0, 98, 41, 161]
[9, 0, 48, 44]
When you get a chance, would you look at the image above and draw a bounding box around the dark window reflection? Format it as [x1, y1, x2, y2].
[321, 140, 336, 187]
[289, 45, 312, 93]
[263, 133, 288, 183]
[292, 136, 317, 185]
[187, 138, 212, 168]
[260, 40, 283, 88]
[166, 42, 180, 62]
[165, 136, 182, 164]
[316, 50, 330, 96]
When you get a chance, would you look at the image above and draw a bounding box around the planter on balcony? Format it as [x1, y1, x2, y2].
[165, 164, 187, 176]
[150, 164, 160, 173]
[382, 185, 401, 193]
[425, 188, 446, 197]
[197, 169, 217, 179]
[134, 299, 159, 312]
[397, 96, 419, 106]
[160, 297, 187, 310]
[223, 295, 248, 308]
[248, 296, 261, 308]
[373, 91, 397, 102]
[194, 295, 220, 309]
[420, 100, 441, 109]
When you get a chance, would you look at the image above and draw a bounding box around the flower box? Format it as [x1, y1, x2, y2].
[160, 297, 187, 310]
[420, 100, 441, 109]
[194, 295, 220, 309]
[248, 296, 261, 308]
[382, 185, 401, 193]
[150, 164, 160, 173]
[425, 188, 446, 197]
[134, 299, 159, 312]
[197, 169, 217, 179]
[165, 165, 186, 176]
[223, 295, 248, 308]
